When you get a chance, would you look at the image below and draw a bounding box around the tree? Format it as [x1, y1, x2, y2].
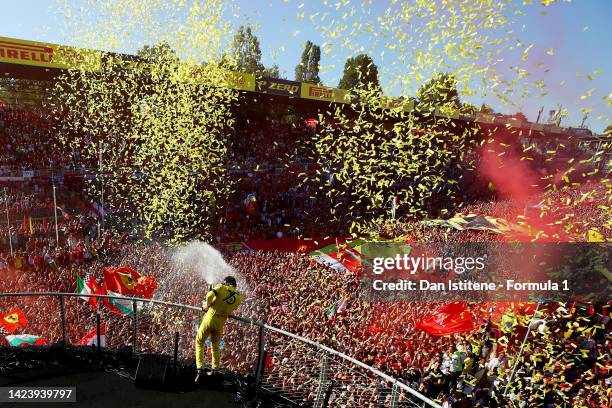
[479, 104, 496, 114]
[262, 64, 281, 78]
[218, 53, 236, 70]
[604, 124, 612, 136]
[338, 54, 379, 90]
[416, 73, 460, 111]
[138, 42, 178, 63]
[231, 25, 264, 75]
[459, 102, 478, 115]
[295, 41, 321, 84]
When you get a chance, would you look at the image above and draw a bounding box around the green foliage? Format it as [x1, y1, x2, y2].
[137, 42, 178, 63]
[416, 72, 461, 112]
[295, 41, 322, 84]
[231, 25, 264, 75]
[479, 104, 496, 114]
[338, 54, 379, 90]
[262, 64, 282, 79]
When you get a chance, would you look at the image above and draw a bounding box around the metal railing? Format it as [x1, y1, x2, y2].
[0, 292, 441, 408]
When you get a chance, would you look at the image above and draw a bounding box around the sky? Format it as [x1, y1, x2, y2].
[2, 0, 611, 133]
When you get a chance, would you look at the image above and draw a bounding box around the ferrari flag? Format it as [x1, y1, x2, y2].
[416, 301, 476, 336]
[0, 307, 28, 334]
[102, 266, 158, 316]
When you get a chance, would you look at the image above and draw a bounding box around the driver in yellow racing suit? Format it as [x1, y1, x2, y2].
[195, 276, 244, 382]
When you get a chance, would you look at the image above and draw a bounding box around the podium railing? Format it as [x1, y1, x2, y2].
[0, 292, 441, 408]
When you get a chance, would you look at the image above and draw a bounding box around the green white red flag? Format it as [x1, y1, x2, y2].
[5, 334, 47, 347]
[76, 271, 102, 307]
[309, 238, 365, 273]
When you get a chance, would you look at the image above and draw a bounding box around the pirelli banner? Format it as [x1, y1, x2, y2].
[0, 36, 102, 72]
[301, 83, 351, 103]
[301, 83, 414, 112]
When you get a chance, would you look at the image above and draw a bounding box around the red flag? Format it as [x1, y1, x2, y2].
[102, 266, 157, 315]
[416, 302, 475, 336]
[134, 275, 158, 298]
[264, 353, 274, 369]
[0, 308, 28, 334]
[103, 266, 141, 296]
[77, 323, 106, 347]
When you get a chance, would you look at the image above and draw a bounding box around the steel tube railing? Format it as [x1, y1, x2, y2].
[0, 292, 441, 408]
[132, 300, 138, 353]
[58, 295, 67, 345]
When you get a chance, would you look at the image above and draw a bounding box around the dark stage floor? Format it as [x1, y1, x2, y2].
[0, 367, 241, 408]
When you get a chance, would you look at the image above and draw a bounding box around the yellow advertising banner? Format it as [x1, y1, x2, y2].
[477, 114, 496, 124]
[301, 83, 352, 104]
[184, 67, 255, 91]
[0, 36, 102, 72]
[385, 97, 415, 113]
[228, 71, 256, 92]
[434, 107, 462, 119]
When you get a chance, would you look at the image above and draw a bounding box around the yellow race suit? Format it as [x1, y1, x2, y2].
[195, 283, 244, 370]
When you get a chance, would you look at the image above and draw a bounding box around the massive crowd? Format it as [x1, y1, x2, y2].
[0, 107, 69, 169]
[0, 106, 344, 242]
[1, 201, 609, 407]
[1, 104, 610, 407]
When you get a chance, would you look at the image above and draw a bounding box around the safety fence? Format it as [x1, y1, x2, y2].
[0, 292, 441, 408]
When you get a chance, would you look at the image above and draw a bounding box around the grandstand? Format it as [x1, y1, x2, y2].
[1, 35, 607, 138]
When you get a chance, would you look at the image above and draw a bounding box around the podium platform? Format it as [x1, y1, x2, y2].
[0, 368, 241, 408]
[0, 347, 245, 408]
